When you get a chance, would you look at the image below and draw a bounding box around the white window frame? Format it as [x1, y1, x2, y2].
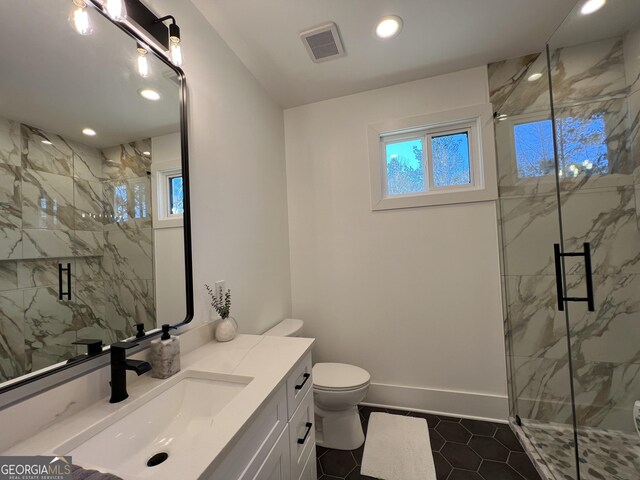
[368, 104, 497, 211]
[151, 159, 183, 229]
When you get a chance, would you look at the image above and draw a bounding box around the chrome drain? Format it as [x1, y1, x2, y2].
[147, 452, 169, 467]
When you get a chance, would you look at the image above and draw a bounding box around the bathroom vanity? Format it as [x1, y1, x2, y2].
[3, 334, 316, 480]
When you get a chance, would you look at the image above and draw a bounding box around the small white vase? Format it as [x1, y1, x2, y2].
[215, 316, 238, 342]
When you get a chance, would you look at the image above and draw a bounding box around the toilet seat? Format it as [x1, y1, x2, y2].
[313, 363, 370, 391]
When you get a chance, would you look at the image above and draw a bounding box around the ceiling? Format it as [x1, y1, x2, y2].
[0, 0, 180, 148]
[549, 0, 640, 49]
[192, 0, 579, 108]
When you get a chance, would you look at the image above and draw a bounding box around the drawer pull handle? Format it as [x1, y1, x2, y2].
[297, 422, 313, 444]
[295, 373, 311, 390]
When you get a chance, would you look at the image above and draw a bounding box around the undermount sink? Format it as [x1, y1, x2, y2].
[56, 370, 252, 478]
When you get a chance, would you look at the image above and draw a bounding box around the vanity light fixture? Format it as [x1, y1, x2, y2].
[527, 73, 543, 82]
[82, 127, 97, 136]
[138, 88, 161, 101]
[155, 16, 183, 67]
[69, 0, 93, 35]
[169, 23, 183, 67]
[119, 3, 185, 69]
[375, 16, 403, 39]
[137, 44, 150, 78]
[580, 0, 606, 15]
[104, 0, 127, 21]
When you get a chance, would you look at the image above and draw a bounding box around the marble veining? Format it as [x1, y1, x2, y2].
[0, 118, 155, 382]
[21, 125, 73, 177]
[491, 24, 640, 480]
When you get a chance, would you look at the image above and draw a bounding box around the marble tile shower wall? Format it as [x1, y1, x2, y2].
[489, 31, 640, 433]
[0, 118, 154, 382]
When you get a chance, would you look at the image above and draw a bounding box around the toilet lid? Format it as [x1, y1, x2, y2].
[312, 363, 370, 390]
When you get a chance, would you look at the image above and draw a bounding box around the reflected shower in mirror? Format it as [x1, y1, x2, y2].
[0, 0, 188, 384]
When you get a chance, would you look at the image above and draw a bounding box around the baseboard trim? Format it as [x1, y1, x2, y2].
[363, 382, 509, 423]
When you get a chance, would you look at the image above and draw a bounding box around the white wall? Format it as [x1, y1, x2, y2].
[284, 66, 508, 420]
[0, 0, 292, 445]
[151, 132, 187, 326]
[149, 0, 292, 333]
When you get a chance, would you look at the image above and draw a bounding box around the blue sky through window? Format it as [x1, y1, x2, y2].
[432, 132, 471, 187]
[513, 114, 608, 178]
[169, 176, 184, 215]
[385, 139, 424, 196]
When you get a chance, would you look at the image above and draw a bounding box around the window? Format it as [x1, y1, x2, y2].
[512, 113, 608, 179]
[368, 104, 497, 210]
[151, 160, 184, 228]
[168, 174, 184, 216]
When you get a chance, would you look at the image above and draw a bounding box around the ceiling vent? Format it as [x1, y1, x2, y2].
[300, 22, 346, 63]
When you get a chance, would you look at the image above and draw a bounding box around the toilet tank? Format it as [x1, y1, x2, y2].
[263, 318, 304, 337]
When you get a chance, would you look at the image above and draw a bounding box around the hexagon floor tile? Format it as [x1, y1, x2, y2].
[316, 405, 542, 480]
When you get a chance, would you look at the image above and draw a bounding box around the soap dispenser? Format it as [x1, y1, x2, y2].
[150, 324, 180, 379]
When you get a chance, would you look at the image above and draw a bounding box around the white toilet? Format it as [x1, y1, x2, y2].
[264, 319, 371, 450]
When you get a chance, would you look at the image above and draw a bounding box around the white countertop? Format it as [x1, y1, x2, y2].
[4, 334, 314, 480]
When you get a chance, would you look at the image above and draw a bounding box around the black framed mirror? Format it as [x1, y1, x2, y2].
[0, 0, 192, 401]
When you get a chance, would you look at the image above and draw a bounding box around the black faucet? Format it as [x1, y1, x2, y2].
[109, 341, 152, 403]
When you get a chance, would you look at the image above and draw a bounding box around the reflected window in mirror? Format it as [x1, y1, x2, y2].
[0, 0, 189, 387]
[168, 174, 184, 216]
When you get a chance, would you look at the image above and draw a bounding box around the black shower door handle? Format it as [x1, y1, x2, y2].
[58, 263, 71, 300]
[553, 243, 594, 312]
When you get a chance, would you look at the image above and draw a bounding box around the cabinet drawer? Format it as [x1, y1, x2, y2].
[286, 353, 312, 419]
[289, 387, 315, 480]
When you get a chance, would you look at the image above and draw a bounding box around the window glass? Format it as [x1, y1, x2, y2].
[168, 175, 184, 215]
[557, 114, 608, 177]
[513, 115, 608, 178]
[385, 139, 424, 196]
[513, 119, 555, 177]
[432, 132, 471, 187]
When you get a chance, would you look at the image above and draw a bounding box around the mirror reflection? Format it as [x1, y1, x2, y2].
[0, 0, 186, 383]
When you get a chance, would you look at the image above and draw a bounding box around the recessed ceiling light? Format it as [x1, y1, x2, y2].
[138, 88, 161, 101]
[581, 0, 606, 15]
[375, 16, 403, 39]
[41, 140, 53, 145]
[82, 128, 96, 136]
[528, 73, 543, 82]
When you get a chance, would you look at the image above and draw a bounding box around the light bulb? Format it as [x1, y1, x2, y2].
[137, 47, 149, 78]
[168, 23, 183, 67]
[105, 0, 127, 21]
[581, 0, 606, 15]
[375, 16, 403, 39]
[170, 40, 183, 67]
[69, 0, 93, 36]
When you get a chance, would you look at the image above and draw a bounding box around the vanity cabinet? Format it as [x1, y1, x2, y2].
[209, 352, 316, 480]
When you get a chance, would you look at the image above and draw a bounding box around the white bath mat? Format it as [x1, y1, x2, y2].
[361, 412, 436, 480]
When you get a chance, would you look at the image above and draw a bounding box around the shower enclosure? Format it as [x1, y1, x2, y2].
[491, 2, 640, 479]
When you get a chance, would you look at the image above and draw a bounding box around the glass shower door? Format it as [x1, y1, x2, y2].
[547, 7, 640, 479]
[491, 51, 581, 478]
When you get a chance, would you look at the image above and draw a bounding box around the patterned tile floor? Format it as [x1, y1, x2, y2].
[522, 419, 640, 480]
[316, 406, 541, 480]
